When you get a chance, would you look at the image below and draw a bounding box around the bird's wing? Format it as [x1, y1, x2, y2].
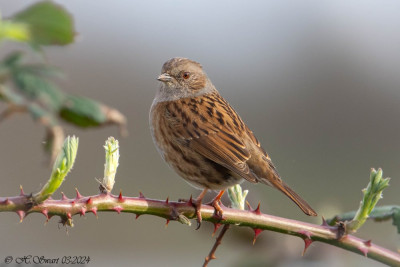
[190, 129, 258, 183]
[165, 94, 258, 183]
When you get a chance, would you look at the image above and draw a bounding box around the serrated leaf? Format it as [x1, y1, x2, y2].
[13, 1, 75, 46]
[60, 95, 107, 127]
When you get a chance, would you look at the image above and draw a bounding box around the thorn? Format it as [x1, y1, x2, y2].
[61, 192, 68, 200]
[118, 190, 125, 203]
[212, 223, 222, 237]
[75, 188, 83, 199]
[165, 197, 169, 205]
[19, 185, 25, 196]
[246, 201, 252, 210]
[207, 255, 217, 260]
[253, 202, 261, 215]
[135, 214, 141, 219]
[364, 240, 372, 247]
[187, 195, 193, 205]
[66, 212, 72, 219]
[302, 238, 313, 256]
[71, 200, 76, 206]
[16, 210, 25, 222]
[113, 206, 123, 214]
[86, 197, 93, 205]
[253, 228, 263, 245]
[165, 219, 170, 227]
[298, 230, 313, 255]
[205, 254, 217, 262]
[80, 207, 86, 216]
[90, 207, 98, 217]
[139, 191, 145, 199]
[41, 209, 49, 220]
[321, 216, 342, 234]
[321, 216, 329, 227]
[358, 246, 369, 257]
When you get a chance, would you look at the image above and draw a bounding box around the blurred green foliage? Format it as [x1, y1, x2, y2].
[0, 1, 127, 162]
[13, 1, 74, 46]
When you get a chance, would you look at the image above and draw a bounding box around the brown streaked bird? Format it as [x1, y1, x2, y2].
[150, 57, 317, 227]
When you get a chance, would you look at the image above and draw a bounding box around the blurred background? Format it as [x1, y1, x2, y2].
[0, 0, 399, 266]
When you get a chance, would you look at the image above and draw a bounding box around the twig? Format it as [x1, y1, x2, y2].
[203, 224, 231, 267]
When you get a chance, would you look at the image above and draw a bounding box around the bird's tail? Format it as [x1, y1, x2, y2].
[271, 179, 317, 216]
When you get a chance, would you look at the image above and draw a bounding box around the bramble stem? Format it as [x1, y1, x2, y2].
[1, 192, 399, 266]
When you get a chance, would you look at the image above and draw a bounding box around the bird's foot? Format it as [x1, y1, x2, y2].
[179, 189, 208, 230]
[206, 190, 226, 220]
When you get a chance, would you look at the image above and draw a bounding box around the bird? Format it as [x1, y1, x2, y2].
[150, 57, 317, 228]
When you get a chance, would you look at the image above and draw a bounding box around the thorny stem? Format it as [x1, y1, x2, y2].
[203, 224, 231, 267]
[1, 191, 399, 266]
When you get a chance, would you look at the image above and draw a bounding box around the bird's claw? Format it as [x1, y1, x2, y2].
[207, 198, 225, 220]
[180, 196, 203, 229]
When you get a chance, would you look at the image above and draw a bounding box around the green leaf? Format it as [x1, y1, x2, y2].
[12, 70, 65, 111]
[0, 85, 25, 105]
[0, 19, 30, 42]
[13, 1, 75, 46]
[0, 52, 24, 78]
[0, 81, 59, 127]
[18, 64, 64, 79]
[327, 205, 400, 234]
[34, 136, 79, 203]
[0, 52, 24, 68]
[393, 208, 400, 233]
[27, 102, 59, 126]
[60, 95, 107, 127]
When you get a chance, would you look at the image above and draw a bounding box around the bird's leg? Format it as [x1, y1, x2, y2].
[208, 190, 225, 219]
[190, 189, 208, 230]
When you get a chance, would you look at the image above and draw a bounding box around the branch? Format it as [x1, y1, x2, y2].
[1, 136, 399, 266]
[1, 190, 399, 266]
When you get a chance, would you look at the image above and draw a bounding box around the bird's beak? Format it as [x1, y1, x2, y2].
[157, 73, 172, 82]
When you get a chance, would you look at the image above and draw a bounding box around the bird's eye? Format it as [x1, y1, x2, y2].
[182, 72, 190, 79]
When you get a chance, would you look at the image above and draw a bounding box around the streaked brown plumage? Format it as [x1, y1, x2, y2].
[150, 57, 317, 226]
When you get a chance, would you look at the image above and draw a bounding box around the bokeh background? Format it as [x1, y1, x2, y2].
[1, 1, 399, 266]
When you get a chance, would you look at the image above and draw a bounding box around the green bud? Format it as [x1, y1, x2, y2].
[101, 137, 119, 192]
[347, 168, 390, 233]
[227, 184, 248, 210]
